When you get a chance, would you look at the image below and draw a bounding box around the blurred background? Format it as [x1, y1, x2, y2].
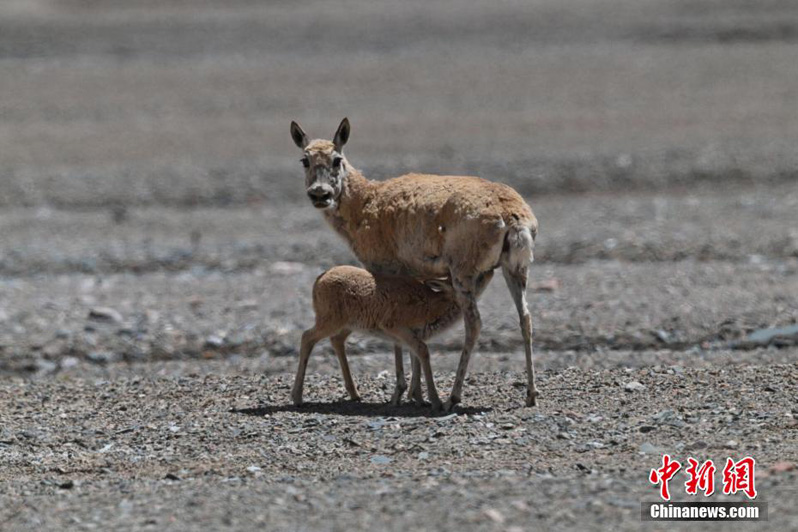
[0, 0, 796, 369]
[2, 2, 798, 530]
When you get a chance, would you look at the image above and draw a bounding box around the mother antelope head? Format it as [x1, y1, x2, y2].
[290, 118, 351, 210]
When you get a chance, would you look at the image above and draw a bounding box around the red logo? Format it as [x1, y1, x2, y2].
[649, 454, 681, 501]
[722, 457, 757, 499]
[650, 455, 758, 500]
[685, 458, 716, 496]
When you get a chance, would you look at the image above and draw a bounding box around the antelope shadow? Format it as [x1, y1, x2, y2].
[232, 400, 491, 418]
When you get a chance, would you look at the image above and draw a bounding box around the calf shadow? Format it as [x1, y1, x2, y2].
[232, 400, 491, 418]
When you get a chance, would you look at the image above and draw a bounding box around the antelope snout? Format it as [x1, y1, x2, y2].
[307, 185, 334, 208]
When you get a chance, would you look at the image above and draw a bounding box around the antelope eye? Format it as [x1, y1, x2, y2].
[301, 157, 310, 168]
[332, 157, 342, 168]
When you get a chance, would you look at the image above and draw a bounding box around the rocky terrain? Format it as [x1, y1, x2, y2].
[1, 0, 797, 530]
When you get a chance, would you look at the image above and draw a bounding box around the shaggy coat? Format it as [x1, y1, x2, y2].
[291, 118, 539, 409]
[291, 266, 493, 410]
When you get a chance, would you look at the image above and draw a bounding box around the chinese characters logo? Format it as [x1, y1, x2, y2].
[649, 455, 757, 500]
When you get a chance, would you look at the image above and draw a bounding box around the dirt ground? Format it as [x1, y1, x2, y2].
[1, 1, 797, 531]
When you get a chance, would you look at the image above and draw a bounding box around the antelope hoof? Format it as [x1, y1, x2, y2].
[410, 387, 424, 407]
[389, 392, 403, 406]
[291, 391, 303, 407]
[526, 388, 539, 407]
[389, 385, 407, 406]
[443, 395, 460, 412]
[430, 398, 444, 413]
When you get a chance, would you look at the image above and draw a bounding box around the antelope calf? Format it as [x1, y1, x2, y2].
[290, 118, 539, 409]
[291, 266, 493, 411]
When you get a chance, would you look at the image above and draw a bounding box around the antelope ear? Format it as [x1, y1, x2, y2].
[333, 117, 350, 152]
[290, 121, 309, 149]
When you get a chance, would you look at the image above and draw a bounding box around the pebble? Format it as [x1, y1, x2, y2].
[88, 307, 123, 324]
[204, 335, 225, 348]
[483, 509, 505, 524]
[639, 442, 662, 454]
[624, 381, 646, 392]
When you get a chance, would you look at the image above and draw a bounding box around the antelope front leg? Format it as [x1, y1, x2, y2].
[389, 328, 442, 412]
[389, 344, 408, 406]
[446, 275, 482, 411]
[408, 355, 424, 407]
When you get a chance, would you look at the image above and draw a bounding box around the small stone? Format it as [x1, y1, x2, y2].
[745, 324, 798, 346]
[639, 442, 662, 454]
[269, 261, 306, 275]
[87, 351, 119, 365]
[652, 409, 683, 427]
[770, 461, 796, 474]
[204, 335, 225, 348]
[724, 440, 739, 449]
[483, 509, 505, 524]
[246, 466, 262, 474]
[164, 473, 181, 481]
[59, 480, 75, 489]
[624, 381, 646, 392]
[88, 307, 123, 324]
[530, 278, 560, 292]
[417, 452, 430, 460]
[60, 356, 79, 369]
[371, 455, 392, 465]
[36, 359, 58, 374]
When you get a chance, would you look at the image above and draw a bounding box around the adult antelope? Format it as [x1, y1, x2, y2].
[290, 118, 539, 409]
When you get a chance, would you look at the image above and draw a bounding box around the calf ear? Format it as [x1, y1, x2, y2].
[333, 117, 350, 152]
[290, 121, 309, 149]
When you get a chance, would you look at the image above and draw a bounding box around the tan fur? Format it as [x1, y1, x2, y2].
[290, 266, 492, 410]
[322, 163, 538, 279]
[291, 119, 540, 409]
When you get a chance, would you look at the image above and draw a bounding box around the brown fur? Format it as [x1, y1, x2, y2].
[291, 119, 540, 409]
[323, 164, 537, 279]
[291, 266, 493, 410]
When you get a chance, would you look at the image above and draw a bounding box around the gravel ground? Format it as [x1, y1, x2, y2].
[2, 256, 797, 374]
[1, 356, 796, 531]
[2, 1, 798, 530]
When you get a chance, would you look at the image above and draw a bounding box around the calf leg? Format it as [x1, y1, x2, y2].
[291, 325, 334, 406]
[330, 329, 360, 401]
[389, 343, 408, 406]
[502, 266, 538, 406]
[445, 274, 482, 411]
